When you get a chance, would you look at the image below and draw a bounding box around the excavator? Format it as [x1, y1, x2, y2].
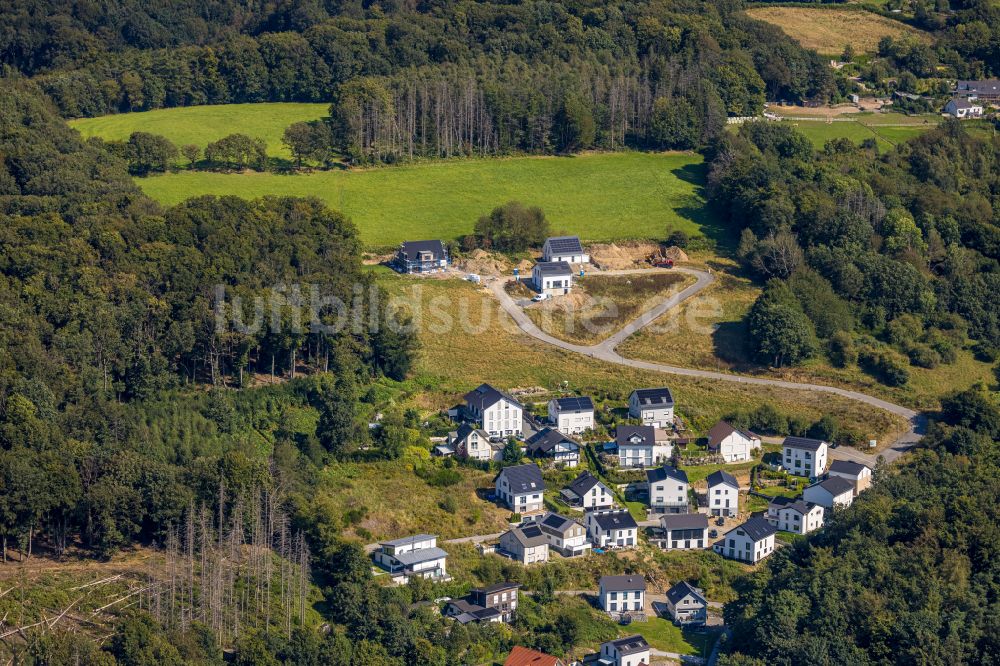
[646, 246, 674, 268]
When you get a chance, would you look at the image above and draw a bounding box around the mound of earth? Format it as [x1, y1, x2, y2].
[664, 246, 689, 262]
[455, 249, 510, 276]
[588, 242, 688, 269]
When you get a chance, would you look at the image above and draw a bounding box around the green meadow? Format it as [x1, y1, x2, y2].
[137, 152, 712, 248]
[68, 102, 329, 158]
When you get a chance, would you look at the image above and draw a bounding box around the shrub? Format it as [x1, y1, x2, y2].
[828, 330, 858, 367]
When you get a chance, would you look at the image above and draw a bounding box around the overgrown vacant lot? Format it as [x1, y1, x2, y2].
[68, 102, 328, 158]
[136, 152, 709, 247]
[745, 7, 931, 55]
[523, 271, 693, 344]
[381, 272, 906, 441]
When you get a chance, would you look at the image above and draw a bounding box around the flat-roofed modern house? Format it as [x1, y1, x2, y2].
[498, 523, 549, 564]
[585, 508, 639, 549]
[561, 471, 615, 509]
[628, 387, 674, 427]
[598, 575, 646, 616]
[582, 635, 651, 666]
[445, 582, 521, 624]
[395, 240, 449, 274]
[647, 465, 689, 514]
[495, 463, 545, 513]
[465, 383, 523, 437]
[713, 516, 777, 564]
[542, 235, 589, 264]
[706, 420, 760, 463]
[828, 460, 872, 495]
[766, 498, 824, 535]
[705, 470, 739, 517]
[537, 511, 591, 557]
[803, 476, 855, 511]
[665, 581, 707, 625]
[547, 396, 595, 435]
[373, 534, 449, 583]
[658, 512, 708, 551]
[525, 427, 580, 468]
[616, 425, 672, 468]
[782, 436, 828, 479]
[532, 261, 573, 296]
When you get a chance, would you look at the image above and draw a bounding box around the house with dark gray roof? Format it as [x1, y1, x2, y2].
[537, 511, 591, 557]
[828, 460, 872, 495]
[713, 516, 777, 564]
[647, 465, 689, 514]
[658, 512, 708, 550]
[542, 236, 589, 264]
[372, 534, 449, 583]
[525, 427, 580, 468]
[547, 395, 595, 435]
[956, 78, 1000, 102]
[664, 581, 707, 625]
[628, 387, 675, 427]
[395, 240, 449, 273]
[449, 422, 503, 462]
[445, 582, 520, 624]
[782, 436, 828, 478]
[495, 463, 545, 513]
[561, 470, 615, 509]
[465, 383, 523, 437]
[617, 424, 672, 468]
[598, 575, 646, 617]
[498, 523, 549, 564]
[803, 475, 855, 511]
[583, 634, 651, 666]
[706, 420, 760, 462]
[945, 97, 984, 118]
[767, 498, 824, 535]
[705, 469, 739, 517]
[585, 508, 638, 549]
[532, 261, 574, 295]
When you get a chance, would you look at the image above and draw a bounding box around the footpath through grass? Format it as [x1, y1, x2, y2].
[68, 102, 329, 158]
[138, 152, 711, 247]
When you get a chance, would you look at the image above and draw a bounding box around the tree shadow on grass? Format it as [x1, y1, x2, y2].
[711, 320, 753, 370]
[670, 163, 738, 251]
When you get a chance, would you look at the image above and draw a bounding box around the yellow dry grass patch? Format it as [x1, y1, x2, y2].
[745, 7, 930, 55]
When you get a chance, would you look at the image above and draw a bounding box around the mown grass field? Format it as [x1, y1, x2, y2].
[137, 152, 710, 248]
[745, 6, 931, 55]
[779, 118, 936, 150]
[68, 102, 329, 158]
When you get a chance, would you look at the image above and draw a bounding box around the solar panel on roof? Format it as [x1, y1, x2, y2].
[521, 524, 543, 538]
[546, 236, 583, 254]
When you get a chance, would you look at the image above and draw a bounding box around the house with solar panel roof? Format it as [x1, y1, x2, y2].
[542, 235, 589, 264]
[547, 395, 595, 434]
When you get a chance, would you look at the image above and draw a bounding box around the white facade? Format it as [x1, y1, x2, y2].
[774, 503, 825, 535]
[498, 529, 549, 564]
[783, 438, 828, 478]
[480, 399, 522, 437]
[648, 467, 689, 513]
[618, 442, 672, 468]
[803, 478, 855, 510]
[537, 514, 591, 557]
[495, 465, 545, 513]
[532, 262, 573, 295]
[542, 236, 589, 264]
[658, 515, 708, 551]
[565, 472, 615, 509]
[707, 478, 739, 517]
[713, 519, 776, 564]
[585, 509, 638, 549]
[451, 427, 501, 462]
[707, 422, 761, 463]
[373, 535, 448, 582]
[547, 399, 594, 435]
[597, 636, 651, 666]
[598, 577, 646, 615]
[945, 98, 983, 118]
[828, 462, 873, 495]
[627, 389, 674, 427]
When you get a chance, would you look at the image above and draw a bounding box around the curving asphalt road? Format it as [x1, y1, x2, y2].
[488, 266, 925, 464]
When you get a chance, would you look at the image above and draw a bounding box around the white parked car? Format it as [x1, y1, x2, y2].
[532, 292, 550, 302]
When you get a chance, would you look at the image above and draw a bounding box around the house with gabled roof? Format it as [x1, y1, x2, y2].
[658, 513, 708, 551]
[449, 423, 503, 462]
[713, 516, 776, 564]
[498, 523, 549, 564]
[547, 395, 595, 434]
[585, 508, 638, 549]
[537, 511, 591, 557]
[525, 427, 580, 468]
[465, 383, 523, 437]
[532, 261, 573, 296]
[828, 460, 872, 495]
[945, 97, 984, 118]
[598, 575, 646, 616]
[647, 465, 689, 514]
[504, 646, 565, 666]
[394, 240, 449, 273]
[706, 420, 760, 463]
[782, 436, 828, 478]
[766, 498, 824, 534]
[561, 470, 615, 509]
[542, 236, 589, 264]
[616, 424, 671, 468]
[582, 635, 651, 666]
[705, 469, 739, 517]
[495, 463, 545, 513]
[628, 387, 674, 427]
[803, 476, 855, 511]
[665, 580, 707, 625]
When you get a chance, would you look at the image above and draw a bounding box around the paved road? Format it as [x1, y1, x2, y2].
[488, 267, 924, 457]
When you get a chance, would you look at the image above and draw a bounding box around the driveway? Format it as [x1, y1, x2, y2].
[487, 266, 923, 456]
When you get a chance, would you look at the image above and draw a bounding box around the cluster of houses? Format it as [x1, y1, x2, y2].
[944, 79, 999, 118]
[502, 635, 652, 666]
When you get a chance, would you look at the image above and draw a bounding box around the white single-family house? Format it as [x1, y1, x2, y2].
[647, 465, 689, 513]
[598, 575, 646, 616]
[828, 460, 872, 495]
[525, 427, 580, 468]
[588, 635, 651, 666]
[803, 476, 855, 511]
[547, 396, 595, 435]
[944, 98, 983, 118]
[713, 516, 777, 564]
[373, 534, 449, 583]
[498, 523, 549, 564]
[537, 512, 591, 557]
[585, 508, 639, 549]
[532, 261, 573, 296]
[628, 387, 674, 427]
[767, 497, 824, 534]
[782, 436, 828, 478]
[616, 425, 671, 468]
[542, 236, 589, 264]
[706, 421, 761, 463]
[465, 383, 523, 437]
[658, 513, 708, 551]
[495, 464, 545, 514]
[561, 471, 615, 509]
[449, 423, 503, 462]
[705, 470, 739, 517]
[665, 581, 707, 625]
